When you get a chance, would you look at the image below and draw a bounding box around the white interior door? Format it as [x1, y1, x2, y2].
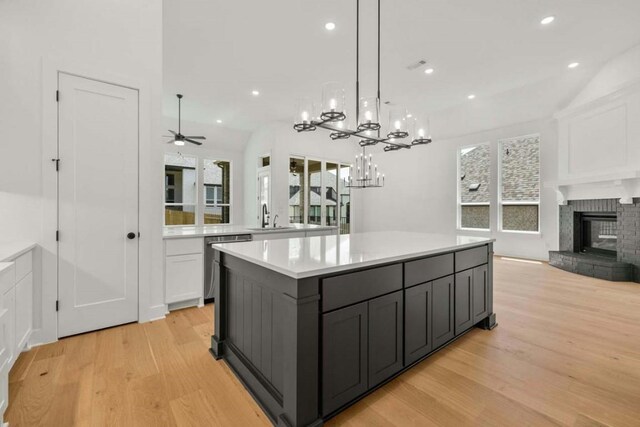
[57, 73, 139, 337]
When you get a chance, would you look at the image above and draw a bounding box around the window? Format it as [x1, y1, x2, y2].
[458, 144, 490, 230]
[203, 159, 231, 224]
[326, 163, 339, 226]
[165, 154, 197, 225]
[289, 157, 305, 224]
[307, 160, 322, 225]
[499, 135, 540, 232]
[288, 157, 351, 234]
[339, 164, 351, 234]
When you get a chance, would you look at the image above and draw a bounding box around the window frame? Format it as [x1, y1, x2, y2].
[497, 134, 541, 235]
[288, 154, 353, 233]
[164, 154, 198, 227]
[457, 142, 491, 232]
[164, 153, 234, 226]
[202, 158, 233, 226]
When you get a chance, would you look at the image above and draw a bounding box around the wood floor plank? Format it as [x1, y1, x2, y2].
[5, 258, 640, 426]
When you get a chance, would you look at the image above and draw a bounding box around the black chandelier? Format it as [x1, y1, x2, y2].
[293, 0, 432, 187]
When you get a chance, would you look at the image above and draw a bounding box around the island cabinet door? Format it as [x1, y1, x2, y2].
[368, 290, 403, 388]
[472, 264, 489, 324]
[432, 275, 455, 348]
[404, 282, 433, 365]
[322, 301, 368, 417]
[455, 269, 474, 335]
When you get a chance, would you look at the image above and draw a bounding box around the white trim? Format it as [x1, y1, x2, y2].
[146, 304, 167, 322]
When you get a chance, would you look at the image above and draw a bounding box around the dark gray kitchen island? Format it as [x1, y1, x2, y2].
[210, 231, 497, 426]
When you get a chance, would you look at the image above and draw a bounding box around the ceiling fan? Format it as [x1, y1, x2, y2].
[165, 94, 206, 146]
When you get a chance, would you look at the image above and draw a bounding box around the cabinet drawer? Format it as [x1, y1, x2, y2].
[404, 253, 453, 288]
[15, 251, 32, 282]
[455, 246, 488, 272]
[322, 264, 402, 313]
[165, 238, 204, 256]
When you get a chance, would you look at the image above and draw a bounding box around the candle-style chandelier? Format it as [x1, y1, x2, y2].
[293, 0, 432, 188]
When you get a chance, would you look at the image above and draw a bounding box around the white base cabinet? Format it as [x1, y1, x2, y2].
[164, 238, 204, 309]
[0, 248, 34, 423]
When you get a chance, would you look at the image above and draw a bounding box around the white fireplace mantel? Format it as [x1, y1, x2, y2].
[551, 79, 640, 205]
[546, 171, 640, 205]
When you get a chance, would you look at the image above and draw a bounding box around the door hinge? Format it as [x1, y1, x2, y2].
[56, 90, 59, 102]
[51, 158, 60, 171]
[56, 300, 59, 311]
[56, 230, 59, 241]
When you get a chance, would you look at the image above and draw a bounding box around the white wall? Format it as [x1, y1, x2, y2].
[568, 44, 640, 109]
[0, 0, 164, 343]
[358, 118, 559, 261]
[243, 122, 359, 227]
[163, 118, 250, 225]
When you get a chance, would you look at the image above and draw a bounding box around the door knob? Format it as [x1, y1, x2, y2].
[127, 232, 136, 240]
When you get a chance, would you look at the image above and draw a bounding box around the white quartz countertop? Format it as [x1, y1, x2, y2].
[163, 224, 337, 239]
[0, 241, 37, 262]
[212, 231, 495, 279]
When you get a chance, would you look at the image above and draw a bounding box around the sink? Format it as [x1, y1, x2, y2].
[247, 226, 294, 231]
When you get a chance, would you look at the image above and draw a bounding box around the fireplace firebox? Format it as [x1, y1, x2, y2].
[579, 212, 617, 257]
[550, 198, 638, 283]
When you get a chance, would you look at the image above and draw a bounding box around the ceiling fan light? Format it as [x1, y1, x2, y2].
[174, 139, 185, 146]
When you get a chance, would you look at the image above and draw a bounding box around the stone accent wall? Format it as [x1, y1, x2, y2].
[556, 198, 640, 282]
[619, 201, 640, 281]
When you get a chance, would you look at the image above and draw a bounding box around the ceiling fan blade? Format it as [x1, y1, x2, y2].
[185, 138, 203, 146]
[168, 129, 177, 135]
[184, 136, 206, 139]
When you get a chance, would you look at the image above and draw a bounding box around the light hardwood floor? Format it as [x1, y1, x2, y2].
[6, 258, 640, 426]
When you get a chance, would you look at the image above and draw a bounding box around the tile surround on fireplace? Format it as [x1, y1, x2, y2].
[549, 198, 640, 283]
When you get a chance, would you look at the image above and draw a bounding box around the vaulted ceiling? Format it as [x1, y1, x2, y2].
[163, 0, 640, 135]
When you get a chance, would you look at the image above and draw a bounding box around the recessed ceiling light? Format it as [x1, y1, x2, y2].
[467, 94, 476, 100]
[216, 119, 222, 124]
[325, 22, 336, 31]
[568, 62, 580, 69]
[424, 67, 435, 75]
[540, 16, 555, 25]
[252, 90, 260, 96]
[406, 113, 413, 118]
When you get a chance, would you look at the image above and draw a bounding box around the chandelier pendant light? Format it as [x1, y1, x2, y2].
[293, 0, 432, 189]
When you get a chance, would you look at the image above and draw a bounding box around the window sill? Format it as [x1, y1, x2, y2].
[499, 229, 541, 236]
[457, 227, 491, 233]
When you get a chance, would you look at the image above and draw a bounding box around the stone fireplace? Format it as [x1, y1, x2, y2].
[549, 198, 640, 282]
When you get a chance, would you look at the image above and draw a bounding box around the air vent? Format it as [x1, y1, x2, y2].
[406, 59, 427, 71]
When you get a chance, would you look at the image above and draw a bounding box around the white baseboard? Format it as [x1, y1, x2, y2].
[167, 298, 200, 312]
[143, 304, 168, 322]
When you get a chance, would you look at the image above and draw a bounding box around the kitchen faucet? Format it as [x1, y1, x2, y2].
[261, 204, 270, 228]
[273, 214, 279, 228]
